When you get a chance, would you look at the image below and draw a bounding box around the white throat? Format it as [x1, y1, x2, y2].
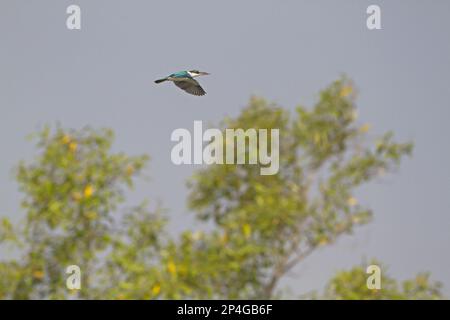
[188, 71, 201, 78]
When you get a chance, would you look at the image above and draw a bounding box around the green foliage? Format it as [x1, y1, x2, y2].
[0, 78, 437, 300]
[0, 126, 163, 299]
[320, 261, 442, 300]
[186, 78, 413, 298]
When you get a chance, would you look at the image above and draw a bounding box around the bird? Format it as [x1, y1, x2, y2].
[154, 70, 210, 96]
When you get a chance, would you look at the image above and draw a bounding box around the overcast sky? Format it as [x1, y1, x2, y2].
[1, 0, 450, 297]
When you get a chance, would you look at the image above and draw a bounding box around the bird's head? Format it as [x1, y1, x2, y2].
[189, 70, 210, 77]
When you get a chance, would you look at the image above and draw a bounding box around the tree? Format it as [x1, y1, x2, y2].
[184, 77, 415, 298]
[0, 127, 163, 299]
[320, 261, 442, 300]
[0, 78, 442, 299]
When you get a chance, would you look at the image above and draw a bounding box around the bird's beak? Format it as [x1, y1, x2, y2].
[200, 72, 210, 76]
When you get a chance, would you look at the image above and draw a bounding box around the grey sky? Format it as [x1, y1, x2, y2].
[1, 0, 449, 297]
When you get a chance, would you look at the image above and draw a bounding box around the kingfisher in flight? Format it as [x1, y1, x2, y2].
[154, 70, 210, 96]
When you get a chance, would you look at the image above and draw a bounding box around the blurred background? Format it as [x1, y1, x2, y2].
[0, 0, 449, 298]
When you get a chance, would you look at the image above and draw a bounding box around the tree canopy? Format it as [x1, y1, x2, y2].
[0, 78, 442, 299]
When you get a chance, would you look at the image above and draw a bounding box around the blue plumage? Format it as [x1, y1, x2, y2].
[169, 71, 192, 79]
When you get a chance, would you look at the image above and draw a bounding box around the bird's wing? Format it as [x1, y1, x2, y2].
[173, 79, 206, 96]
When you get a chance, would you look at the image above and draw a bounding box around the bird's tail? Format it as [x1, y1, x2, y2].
[154, 78, 168, 84]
